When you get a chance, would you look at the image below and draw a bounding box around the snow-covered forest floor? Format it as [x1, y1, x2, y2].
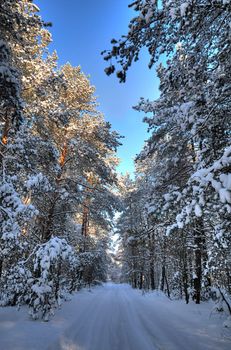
[0, 283, 230, 350]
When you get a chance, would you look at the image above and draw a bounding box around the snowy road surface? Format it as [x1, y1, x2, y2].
[0, 283, 230, 350]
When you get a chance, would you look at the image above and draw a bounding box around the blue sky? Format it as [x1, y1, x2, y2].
[36, 0, 160, 175]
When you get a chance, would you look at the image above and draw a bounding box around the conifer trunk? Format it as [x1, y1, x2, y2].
[150, 264, 155, 290]
[0, 259, 3, 278]
[193, 220, 204, 304]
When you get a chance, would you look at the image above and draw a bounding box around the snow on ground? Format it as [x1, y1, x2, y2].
[0, 283, 230, 350]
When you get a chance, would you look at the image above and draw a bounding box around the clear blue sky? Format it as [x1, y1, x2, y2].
[36, 0, 160, 175]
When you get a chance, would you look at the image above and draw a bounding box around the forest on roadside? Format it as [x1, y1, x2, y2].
[0, 0, 230, 323]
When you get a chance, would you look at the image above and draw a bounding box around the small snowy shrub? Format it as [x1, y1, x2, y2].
[29, 236, 78, 321]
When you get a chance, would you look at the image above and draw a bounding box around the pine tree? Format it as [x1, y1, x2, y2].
[105, 0, 231, 307]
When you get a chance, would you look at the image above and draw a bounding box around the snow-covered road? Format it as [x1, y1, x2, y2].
[0, 283, 230, 350]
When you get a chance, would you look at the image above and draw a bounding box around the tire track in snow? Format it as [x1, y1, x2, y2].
[47, 283, 231, 350]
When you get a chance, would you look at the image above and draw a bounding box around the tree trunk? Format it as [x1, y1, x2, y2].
[148, 230, 156, 290]
[150, 264, 156, 290]
[42, 198, 57, 242]
[139, 273, 143, 289]
[182, 264, 189, 304]
[161, 265, 165, 292]
[193, 221, 204, 304]
[181, 235, 190, 304]
[164, 272, 170, 298]
[81, 200, 90, 237]
[0, 258, 3, 278]
[133, 274, 137, 288]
